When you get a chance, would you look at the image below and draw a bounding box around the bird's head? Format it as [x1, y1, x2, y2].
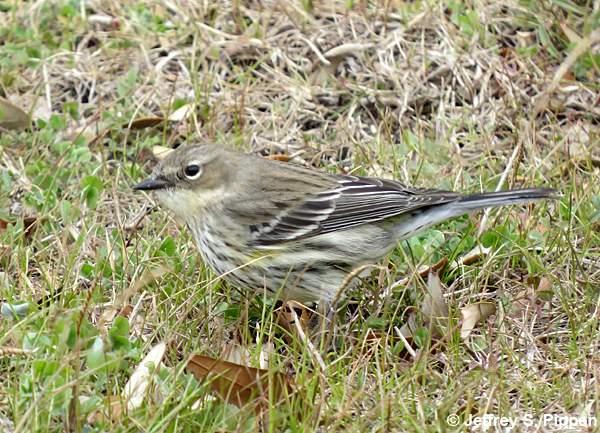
[134, 145, 234, 218]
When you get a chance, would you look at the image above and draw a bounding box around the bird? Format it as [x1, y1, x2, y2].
[134, 144, 556, 304]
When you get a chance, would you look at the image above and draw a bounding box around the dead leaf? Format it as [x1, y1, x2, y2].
[167, 103, 194, 122]
[124, 342, 166, 410]
[221, 342, 273, 370]
[88, 343, 166, 424]
[187, 355, 294, 409]
[122, 103, 194, 130]
[152, 145, 174, 160]
[123, 117, 166, 130]
[0, 96, 29, 130]
[421, 272, 449, 334]
[221, 343, 253, 366]
[400, 271, 449, 339]
[508, 285, 537, 318]
[264, 154, 292, 162]
[535, 277, 554, 302]
[460, 302, 496, 339]
[0, 216, 39, 239]
[65, 119, 105, 144]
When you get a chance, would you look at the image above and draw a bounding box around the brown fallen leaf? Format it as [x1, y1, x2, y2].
[123, 117, 166, 130]
[534, 276, 554, 302]
[264, 154, 292, 162]
[0, 216, 39, 239]
[460, 302, 496, 339]
[0, 96, 30, 130]
[122, 103, 194, 130]
[421, 271, 449, 335]
[558, 22, 581, 45]
[400, 271, 449, 340]
[187, 355, 294, 409]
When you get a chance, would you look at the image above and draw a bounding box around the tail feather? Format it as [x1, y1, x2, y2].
[456, 188, 558, 211]
[392, 187, 557, 241]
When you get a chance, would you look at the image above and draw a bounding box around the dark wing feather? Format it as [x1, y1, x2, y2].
[251, 175, 460, 247]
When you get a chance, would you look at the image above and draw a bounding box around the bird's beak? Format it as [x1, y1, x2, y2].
[133, 176, 173, 191]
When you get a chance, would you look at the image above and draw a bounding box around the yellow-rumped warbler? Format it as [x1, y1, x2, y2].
[134, 145, 556, 303]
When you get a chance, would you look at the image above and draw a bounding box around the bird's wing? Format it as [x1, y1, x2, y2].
[248, 175, 460, 247]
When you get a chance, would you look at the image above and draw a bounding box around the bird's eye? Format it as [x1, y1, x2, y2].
[184, 162, 202, 180]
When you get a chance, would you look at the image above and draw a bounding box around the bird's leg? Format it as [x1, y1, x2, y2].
[312, 301, 336, 351]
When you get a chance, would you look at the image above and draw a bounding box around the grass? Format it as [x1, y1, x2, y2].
[0, 0, 599, 432]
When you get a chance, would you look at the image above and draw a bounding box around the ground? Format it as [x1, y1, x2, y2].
[0, 1, 599, 432]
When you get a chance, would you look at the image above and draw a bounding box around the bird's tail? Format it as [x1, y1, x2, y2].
[392, 187, 557, 241]
[455, 188, 559, 212]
